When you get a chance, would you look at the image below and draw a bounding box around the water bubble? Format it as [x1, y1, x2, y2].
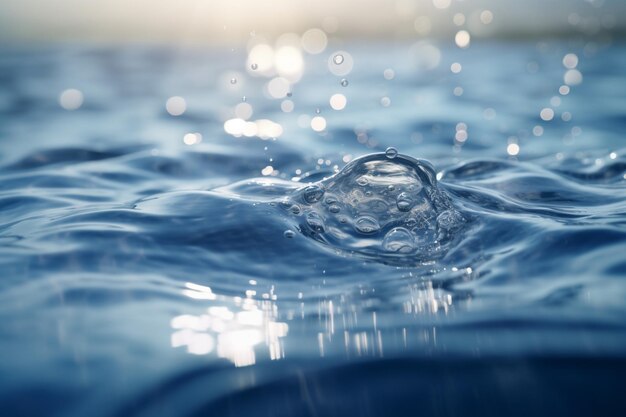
[251, 63, 258, 70]
[329, 205, 341, 213]
[303, 185, 325, 203]
[396, 192, 414, 212]
[306, 211, 326, 233]
[354, 216, 380, 234]
[340, 78, 349, 87]
[283, 230, 296, 238]
[382, 228, 415, 253]
[290, 204, 301, 215]
[333, 54, 344, 65]
[356, 177, 369, 186]
[230, 78, 237, 84]
[325, 196, 338, 205]
[315, 108, 321, 114]
[385, 147, 398, 159]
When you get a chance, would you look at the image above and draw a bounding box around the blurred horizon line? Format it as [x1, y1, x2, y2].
[0, 0, 624, 44]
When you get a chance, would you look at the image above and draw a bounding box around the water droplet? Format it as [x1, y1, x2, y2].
[306, 211, 326, 233]
[396, 192, 413, 212]
[356, 177, 369, 186]
[315, 108, 321, 114]
[251, 63, 258, 70]
[340, 78, 349, 87]
[303, 185, 325, 203]
[242, 96, 247, 102]
[387, 185, 395, 191]
[354, 216, 380, 234]
[333, 54, 344, 65]
[382, 228, 415, 253]
[325, 196, 338, 205]
[230, 78, 237, 84]
[290, 204, 301, 215]
[329, 205, 341, 213]
[385, 147, 398, 159]
[283, 230, 296, 238]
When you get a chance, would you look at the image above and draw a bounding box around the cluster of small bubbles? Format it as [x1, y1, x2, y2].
[333, 54, 344, 65]
[280, 153, 465, 264]
[303, 185, 325, 203]
[283, 230, 296, 239]
[385, 147, 398, 159]
[340, 78, 349, 87]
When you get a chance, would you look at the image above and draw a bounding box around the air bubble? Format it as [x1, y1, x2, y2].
[396, 192, 414, 212]
[283, 230, 296, 238]
[230, 78, 237, 84]
[329, 205, 341, 213]
[385, 147, 398, 159]
[356, 177, 369, 186]
[382, 228, 415, 253]
[303, 185, 325, 203]
[354, 216, 380, 234]
[290, 204, 301, 215]
[251, 63, 258, 70]
[306, 211, 326, 233]
[333, 54, 344, 65]
[340, 78, 349, 87]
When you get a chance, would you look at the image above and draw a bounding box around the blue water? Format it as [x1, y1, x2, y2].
[1, 41, 626, 416]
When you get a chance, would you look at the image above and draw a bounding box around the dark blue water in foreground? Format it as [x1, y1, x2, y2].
[1, 41, 626, 416]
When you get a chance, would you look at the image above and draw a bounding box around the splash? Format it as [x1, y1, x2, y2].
[281, 152, 465, 265]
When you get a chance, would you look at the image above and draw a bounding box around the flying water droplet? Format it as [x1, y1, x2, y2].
[251, 63, 258, 70]
[355, 216, 380, 234]
[385, 147, 398, 159]
[333, 54, 344, 65]
[396, 192, 413, 212]
[382, 228, 415, 253]
[340, 78, 349, 87]
[230, 78, 237, 84]
[303, 185, 325, 203]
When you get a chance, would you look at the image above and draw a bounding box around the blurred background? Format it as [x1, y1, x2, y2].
[1, 0, 625, 42]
